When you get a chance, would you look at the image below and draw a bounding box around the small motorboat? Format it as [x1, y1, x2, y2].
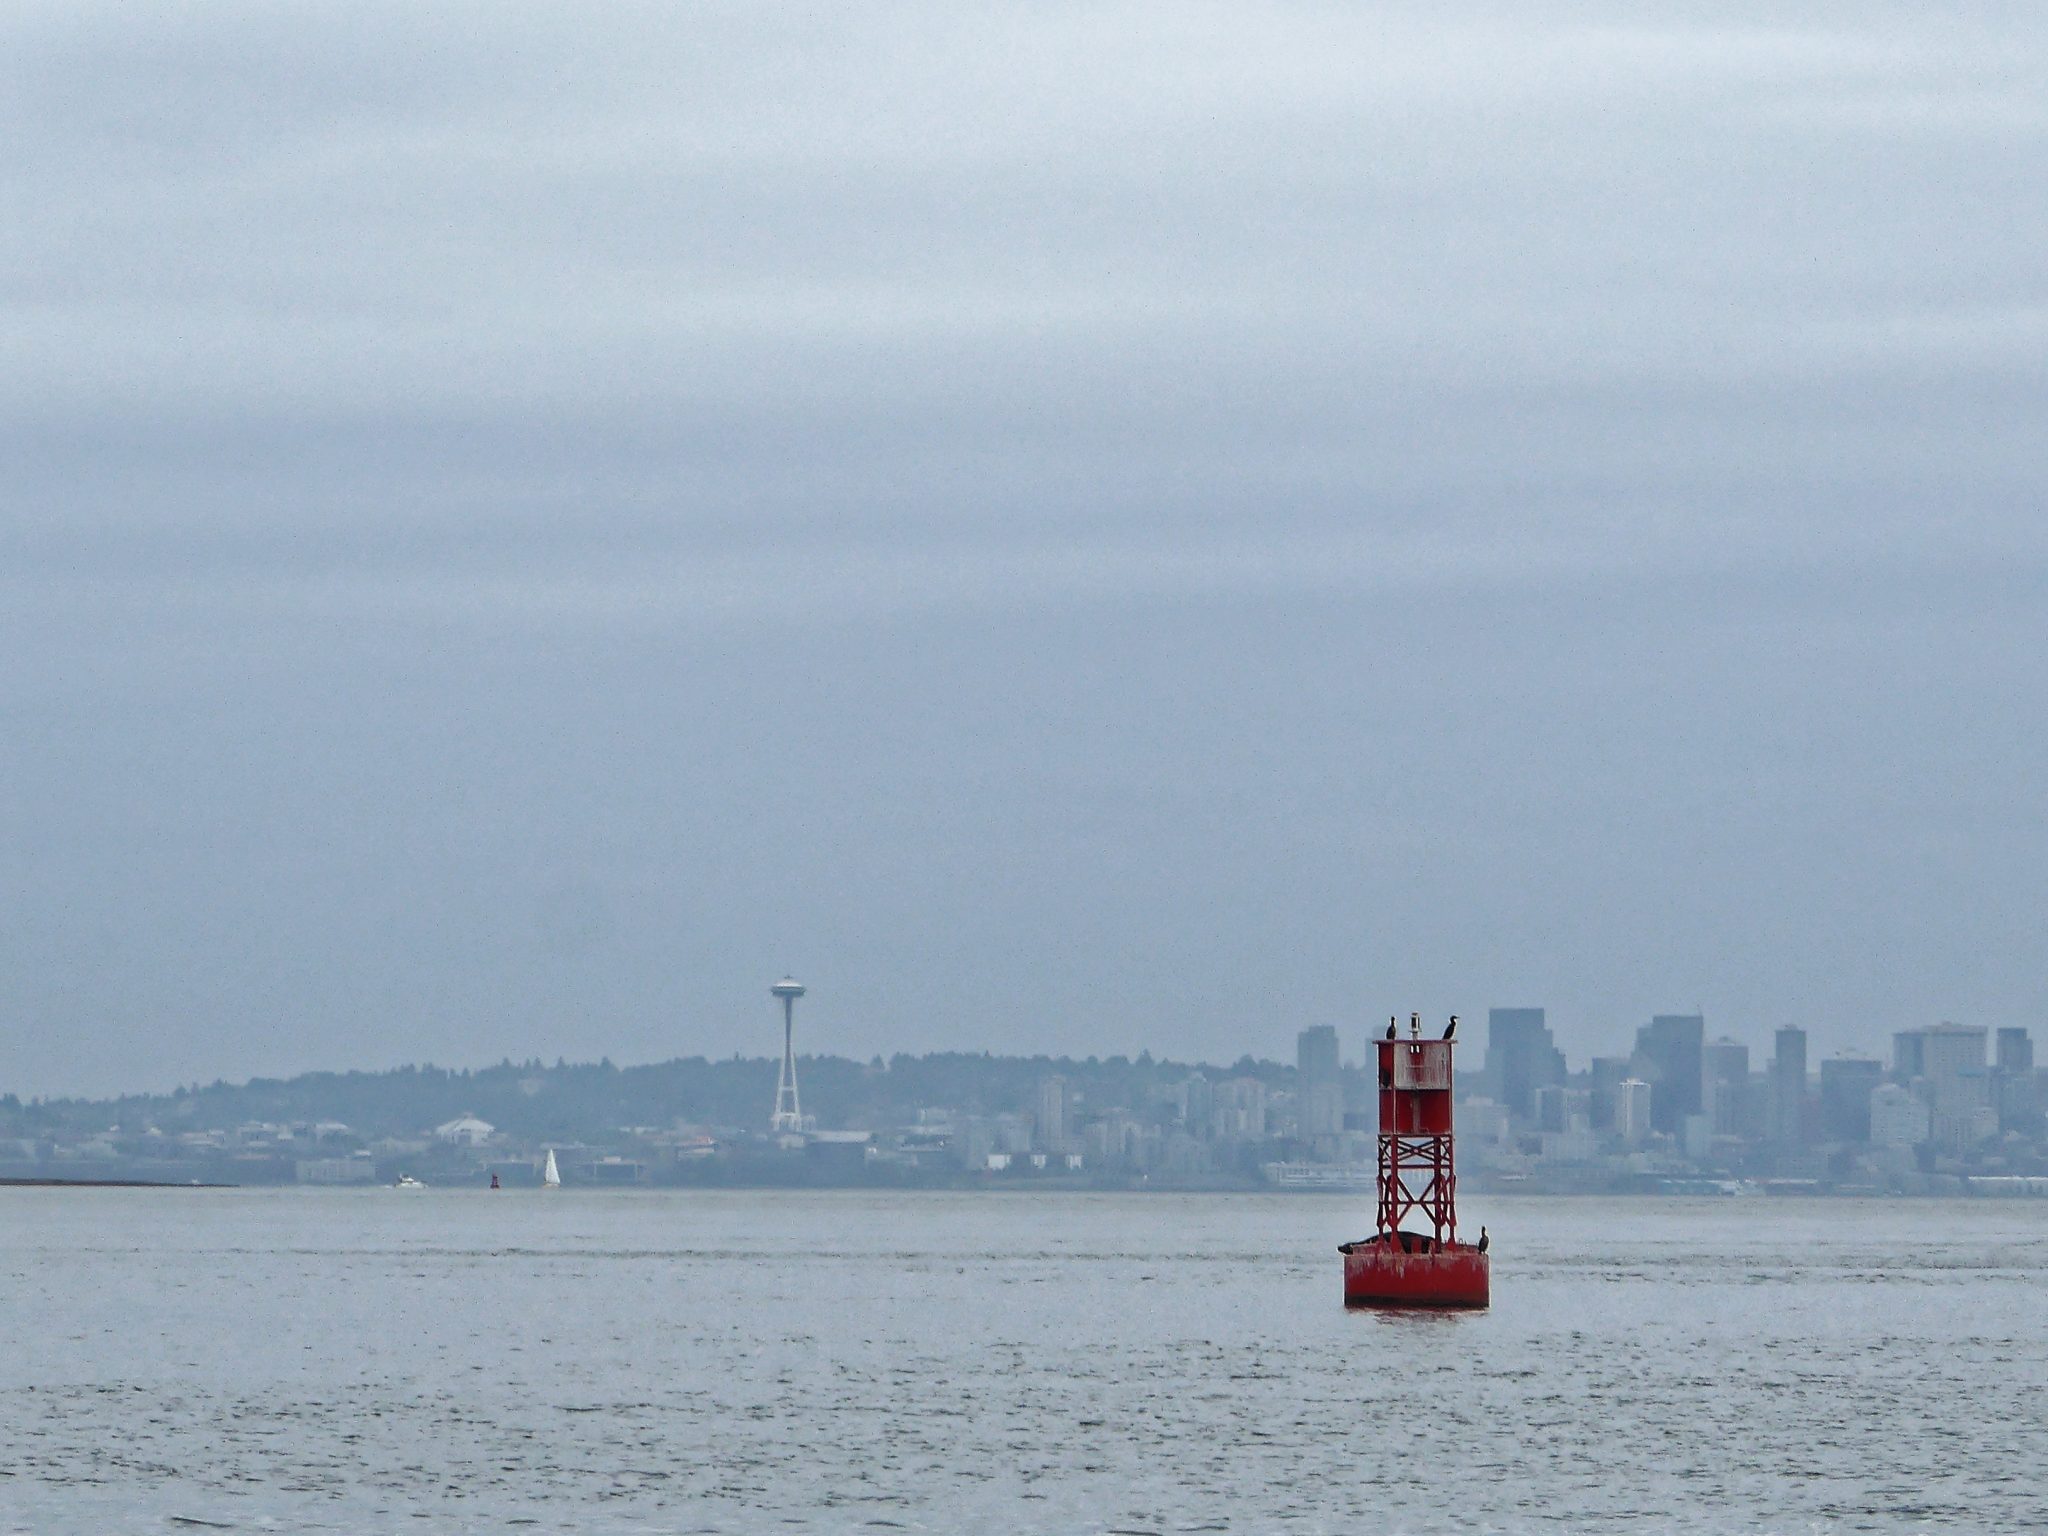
[393, 1174, 428, 1190]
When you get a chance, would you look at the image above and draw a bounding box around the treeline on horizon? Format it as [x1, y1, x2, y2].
[0, 1050, 1334, 1141]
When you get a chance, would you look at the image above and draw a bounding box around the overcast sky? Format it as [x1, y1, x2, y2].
[4, 3, 2044, 1097]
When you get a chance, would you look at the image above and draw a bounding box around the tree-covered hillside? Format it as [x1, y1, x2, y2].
[1, 1050, 1309, 1141]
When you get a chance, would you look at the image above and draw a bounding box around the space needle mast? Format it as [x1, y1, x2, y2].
[769, 977, 807, 1134]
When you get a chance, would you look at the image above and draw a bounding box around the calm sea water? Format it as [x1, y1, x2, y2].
[1, 1188, 2041, 1534]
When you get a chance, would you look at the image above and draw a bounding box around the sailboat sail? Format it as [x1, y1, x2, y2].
[542, 1149, 561, 1188]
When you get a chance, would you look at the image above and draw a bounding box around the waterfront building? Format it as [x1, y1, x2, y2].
[296, 1155, 377, 1184]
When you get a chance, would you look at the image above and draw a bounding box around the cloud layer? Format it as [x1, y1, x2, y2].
[4, 3, 2044, 1092]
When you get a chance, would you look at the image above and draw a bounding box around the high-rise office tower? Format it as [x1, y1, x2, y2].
[1616, 1078, 1653, 1146]
[1769, 1026, 1808, 1146]
[1705, 1037, 1753, 1137]
[1297, 1023, 1345, 1139]
[1995, 1027, 2037, 1131]
[1634, 1014, 1705, 1135]
[1818, 1056, 1882, 1143]
[1484, 1008, 1566, 1120]
[1892, 1029, 1928, 1086]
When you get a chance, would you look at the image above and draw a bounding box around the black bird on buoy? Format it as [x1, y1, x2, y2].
[1384, 1017, 1398, 1041]
[1477, 1226, 1489, 1253]
[1442, 1015, 1458, 1041]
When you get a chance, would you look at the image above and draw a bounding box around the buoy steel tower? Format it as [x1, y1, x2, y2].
[1341, 1013, 1490, 1308]
[769, 977, 806, 1134]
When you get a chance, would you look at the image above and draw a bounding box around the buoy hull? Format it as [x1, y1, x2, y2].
[1342, 1238, 1490, 1309]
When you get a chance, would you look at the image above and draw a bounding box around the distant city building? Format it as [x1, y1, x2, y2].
[1296, 1024, 1345, 1138]
[296, 1155, 377, 1184]
[1460, 1097, 1511, 1147]
[1617, 1078, 1652, 1146]
[433, 1115, 495, 1147]
[1085, 1110, 1140, 1169]
[1485, 1008, 1566, 1120]
[1035, 1076, 1071, 1154]
[1634, 1014, 1705, 1135]
[1994, 1027, 2037, 1131]
[1921, 1022, 1987, 1087]
[1588, 1055, 1632, 1131]
[1818, 1056, 1883, 1143]
[1705, 1037, 1755, 1138]
[1919, 1023, 1991, 1150]
[1870, 1083, 1930, 1149]
[1681, 1113, 1713, 1162]
[1214, 1077, 1266, 1140]
[1769, 1027, 1808, 1147]
[1892, 1029, 1928, 1086]
[1539, 1118, 1597, 1163]
[1297, 1024, 1340, 1081]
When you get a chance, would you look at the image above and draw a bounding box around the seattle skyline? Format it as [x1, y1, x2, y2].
[5, 996, 2022, 1108]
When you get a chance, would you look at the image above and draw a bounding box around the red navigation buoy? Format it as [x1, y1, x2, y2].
[1340, 1013, 1490, 1308]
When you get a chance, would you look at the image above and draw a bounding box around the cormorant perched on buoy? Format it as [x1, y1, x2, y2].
[1384, 1017, 1398, 1041]
[1477, 1226, 1489, 1253]
[1442, 1015, 1458, 1041]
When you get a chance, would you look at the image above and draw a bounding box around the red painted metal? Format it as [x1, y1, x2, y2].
[1342, 1236, 1490, 1308]
[1342, 1016, 1490, 1308]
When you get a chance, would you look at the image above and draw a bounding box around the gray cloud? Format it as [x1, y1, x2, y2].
[3, 3, 2044, 1093]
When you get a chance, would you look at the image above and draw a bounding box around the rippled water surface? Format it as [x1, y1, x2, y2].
[2, 1189, 2042, 1533]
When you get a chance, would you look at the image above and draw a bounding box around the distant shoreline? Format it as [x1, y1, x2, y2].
[0, 1187, 234, 1196]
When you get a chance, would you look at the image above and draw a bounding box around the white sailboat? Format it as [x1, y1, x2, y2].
[541, 1148, 561, 1189]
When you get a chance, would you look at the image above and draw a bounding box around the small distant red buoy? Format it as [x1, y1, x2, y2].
[1341, 1013, 1490, 1308]
[489, 1172, 500, 1189]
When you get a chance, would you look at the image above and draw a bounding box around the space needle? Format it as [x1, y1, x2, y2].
[769, 977, 807, 1134]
